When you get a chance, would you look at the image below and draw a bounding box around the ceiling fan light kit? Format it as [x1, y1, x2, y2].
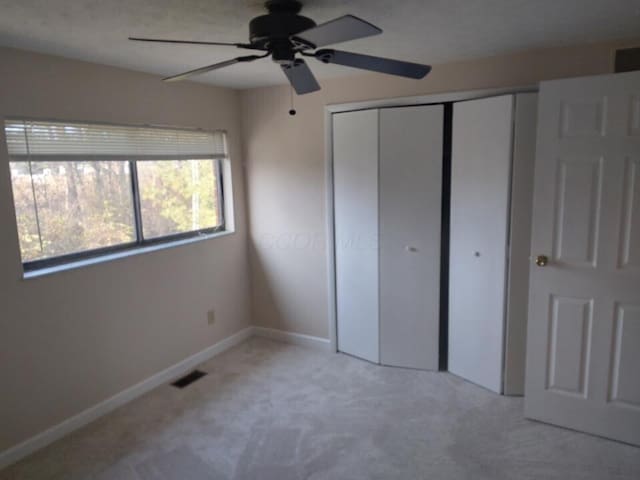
[129, 0, 432, 94]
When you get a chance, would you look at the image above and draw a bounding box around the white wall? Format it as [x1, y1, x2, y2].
[0, 47, 251, 452]
[240, 39, 638, 340]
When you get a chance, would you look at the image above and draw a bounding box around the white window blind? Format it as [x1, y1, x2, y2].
[5, 119, 227, 161]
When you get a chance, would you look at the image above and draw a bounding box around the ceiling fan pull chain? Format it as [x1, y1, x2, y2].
[289, 86, 297, 116]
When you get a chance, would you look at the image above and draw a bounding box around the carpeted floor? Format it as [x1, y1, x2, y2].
[2, 337, 639, 480]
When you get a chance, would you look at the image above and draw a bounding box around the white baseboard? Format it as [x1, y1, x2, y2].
[0, 326, 331, 470]
[0, 326, 253, 471]
[251, 326, 332, 351]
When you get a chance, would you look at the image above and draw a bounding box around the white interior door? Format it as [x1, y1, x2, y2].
[333, 109, 380, 363]
[525, 71, 640, 445]
[449, 95, 514, 393]
[379, 105, 443, 370]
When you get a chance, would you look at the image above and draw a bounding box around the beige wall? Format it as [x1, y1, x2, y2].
[0, 47, 251, 451]
[240, 39, 637, 339]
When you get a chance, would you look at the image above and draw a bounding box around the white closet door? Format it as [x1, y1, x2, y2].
[504, 93, 539, 395]
[333, 110, 380, 363]
[449, 95, 514, 393]
[379, 105, 443, 370]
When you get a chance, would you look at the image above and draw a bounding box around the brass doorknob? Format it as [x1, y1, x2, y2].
[535, 255, 549, 267]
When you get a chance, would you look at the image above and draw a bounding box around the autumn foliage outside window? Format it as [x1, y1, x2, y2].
[5, 120, 227, 270]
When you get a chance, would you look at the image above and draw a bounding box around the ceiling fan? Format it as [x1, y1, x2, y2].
[129, 0, 432, 94]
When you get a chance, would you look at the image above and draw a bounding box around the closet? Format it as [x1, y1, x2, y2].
[331, 93, 537, 393]
[333, 105, 443, 370]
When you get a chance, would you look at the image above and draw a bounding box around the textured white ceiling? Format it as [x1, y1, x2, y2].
[0, 0, 639, 89]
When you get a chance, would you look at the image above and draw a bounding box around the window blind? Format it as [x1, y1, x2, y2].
[4, 119, 227, 161]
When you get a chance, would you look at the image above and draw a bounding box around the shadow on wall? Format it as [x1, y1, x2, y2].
[248, 231, 327, 336]
[249, 239, 287, 332]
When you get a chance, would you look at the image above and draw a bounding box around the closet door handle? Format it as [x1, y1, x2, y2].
[405, 246, 418, 253]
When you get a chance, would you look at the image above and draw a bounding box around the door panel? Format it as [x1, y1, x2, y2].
[547, 296, 593, 396]
[553, 156, 603, 267]
[559, 98, 607, 138]
[379, 105, 443, 370]
[610, 303, 640, 408]
[333, 110, 379, 363]
[525, 71, 640, 446]
[449, 95, 514, 393]
[619, 158, 640, 270]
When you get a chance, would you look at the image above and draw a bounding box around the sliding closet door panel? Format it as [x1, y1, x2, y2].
[333, 110, 379, 363]
[449, 95, 514, 393]
[379, 105, 443, 370]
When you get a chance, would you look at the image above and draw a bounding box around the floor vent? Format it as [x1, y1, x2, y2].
[171, 370, 207, 389]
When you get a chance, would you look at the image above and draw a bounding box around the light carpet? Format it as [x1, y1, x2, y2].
[2, 337, 639, 479]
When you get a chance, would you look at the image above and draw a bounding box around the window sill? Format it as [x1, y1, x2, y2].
[22, 230, 235, 280]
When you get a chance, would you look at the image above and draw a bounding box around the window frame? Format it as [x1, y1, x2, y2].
[20, 158, 226, 272]
[21, 158, 226, 273]
[5, 119, 228, 273]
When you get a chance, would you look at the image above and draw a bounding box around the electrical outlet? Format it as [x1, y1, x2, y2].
[207, 309, 216, 326]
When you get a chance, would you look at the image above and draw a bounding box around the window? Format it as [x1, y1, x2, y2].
[5, 119, 228, 271]
[137, 160, 223, 239]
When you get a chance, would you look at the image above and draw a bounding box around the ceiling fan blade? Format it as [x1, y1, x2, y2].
[292, 15, 381, 48]
[163, 54, 265, 82]
[281, 59, 320, 95]
[314, 49, 431, 79]
[129, 37, 252, 48]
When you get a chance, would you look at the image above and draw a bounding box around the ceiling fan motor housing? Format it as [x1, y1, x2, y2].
[250, 0, 316, 60]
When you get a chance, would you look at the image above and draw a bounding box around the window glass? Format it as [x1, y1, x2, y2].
[137, 159, 223, 239]
[10, 161, 136, 262]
